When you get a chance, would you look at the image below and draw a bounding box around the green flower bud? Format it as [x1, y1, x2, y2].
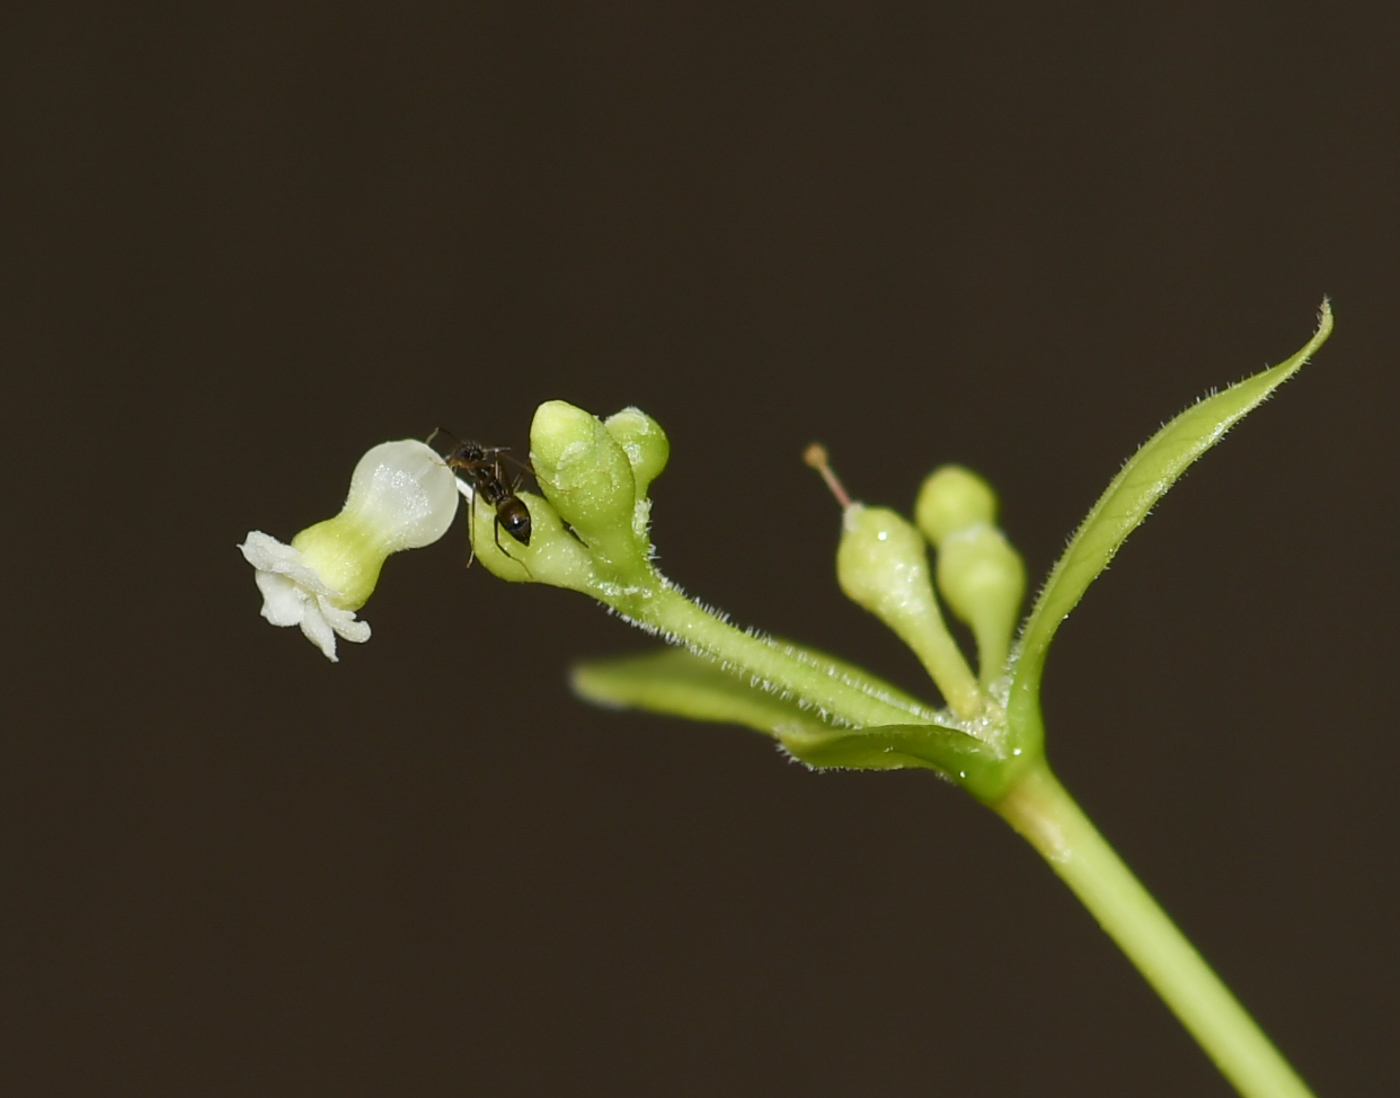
[837, 504, 981, 718]
[604, 407, 670, 499]
[935, 525, 1027, 684]
[914, 465, 997, 547]
[530, 400, 646, 571]
[915, 465, 1026, 684]
[470, 487, 599, 591]
[604, 407, 670, 544]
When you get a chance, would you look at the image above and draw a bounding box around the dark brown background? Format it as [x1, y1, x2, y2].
[5, 4, 1397, 1095]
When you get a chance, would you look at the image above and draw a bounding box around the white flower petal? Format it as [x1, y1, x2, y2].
[298, 597, 340, 661]
[253, 566, 312, 627]
[318, 594, 372, 645]
[241, 530, 337, 598]
[240, 530, 370, 662]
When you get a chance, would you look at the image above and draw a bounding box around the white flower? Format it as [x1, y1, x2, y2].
[241, 439, 460, 661]
[240, 531, 371, 661]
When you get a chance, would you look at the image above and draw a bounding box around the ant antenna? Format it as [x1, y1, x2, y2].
[803, 443, 854, 510]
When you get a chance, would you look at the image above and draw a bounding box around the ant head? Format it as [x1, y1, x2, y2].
[426, 428, 488, 466]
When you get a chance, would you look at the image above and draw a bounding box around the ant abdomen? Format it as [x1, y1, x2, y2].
[498, 497, 532, 546]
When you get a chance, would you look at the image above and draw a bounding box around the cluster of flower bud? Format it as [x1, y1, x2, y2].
[914, 466, 1027, 688]
[466, 402, 668, 598]
[810, 448, 1026, 719]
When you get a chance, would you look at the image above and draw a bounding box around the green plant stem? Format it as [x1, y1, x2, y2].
[994, 765, 1315, 1098]
[615, 578, 943, 729]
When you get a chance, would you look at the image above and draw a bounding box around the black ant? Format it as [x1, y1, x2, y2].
[427, 429, 533, 567]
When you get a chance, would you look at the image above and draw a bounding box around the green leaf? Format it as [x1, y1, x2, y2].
[572, 646, 1017, 796]
[774, 723, 1014, 800]
[1009, 302, 1334, 748]
[571, 646, 842, 738]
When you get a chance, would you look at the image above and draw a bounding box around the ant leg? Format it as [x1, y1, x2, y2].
[465, 493, 480, 568]
[493, 451, 536, 497]
[496, 448, 536, 478]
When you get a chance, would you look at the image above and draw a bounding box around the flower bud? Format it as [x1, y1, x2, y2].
[469, 487, 599, 591]
[915, 465, 1026, 684]
[935, 526, 1026, 684]
[530, 400, 646, 571]
[241, 439, 459, 660]
[837, 504, 981, 718]
[914, 464, 998, 548]
[605, 407, 670, 544]
[604, 407, 670, 499]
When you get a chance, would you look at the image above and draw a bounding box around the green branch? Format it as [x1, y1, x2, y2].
[995, 767, 1316, 1098]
